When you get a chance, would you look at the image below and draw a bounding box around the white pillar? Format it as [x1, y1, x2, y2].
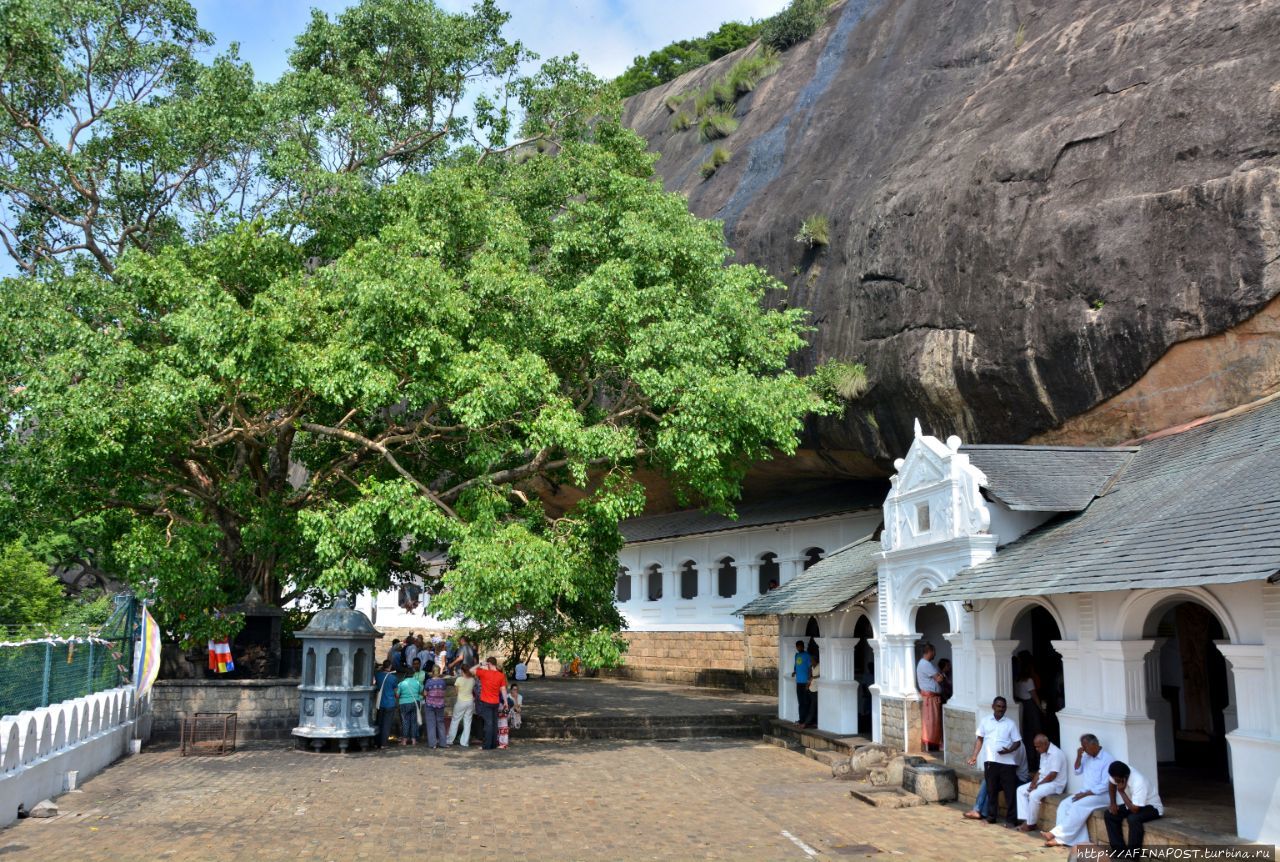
[744, 562, 762, 598]
[816, 637, 860, 735]
[778, 627, 798, 722]
[1089, 640, 1158, 789]
[972, 638, 1018, 724]
[867, 638, 883, 743]
[780, 557, 804, 586]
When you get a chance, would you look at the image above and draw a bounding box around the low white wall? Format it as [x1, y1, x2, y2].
[0, 686, 138, 828]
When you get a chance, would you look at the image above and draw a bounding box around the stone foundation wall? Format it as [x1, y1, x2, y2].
[943, 706, 976, 764]
[601, 630, 747, 689]
[742, 616, 779, 694]
[151, 678, 301, 742]
[880, 696, 906, 750]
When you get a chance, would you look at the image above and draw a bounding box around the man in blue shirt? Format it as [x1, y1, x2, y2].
[792, 640, 814, 728]
[373, 660, 399, 748]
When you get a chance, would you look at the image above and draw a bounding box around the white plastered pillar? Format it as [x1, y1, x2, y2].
[1090, 640, 1159, 786]
[816, 637, 860, 735]
[780, 557, 804, 586]
[777, 620, 798, 722]
[1215, 642, 1279, 843]
[867, 637, 883, 744]
[972, 638, 1018, 724]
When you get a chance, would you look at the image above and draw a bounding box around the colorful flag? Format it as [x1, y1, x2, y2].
[133, 607, 162, 698]
[207, 639, 235, 673]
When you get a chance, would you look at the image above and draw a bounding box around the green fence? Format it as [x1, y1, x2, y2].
[0, 595, 138, 719]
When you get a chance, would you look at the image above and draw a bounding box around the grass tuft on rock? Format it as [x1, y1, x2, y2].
[699, 112, 738, 142]
[669, 112, 692, 132]
[700, 146, 732, 179]
[794, 213, 830, 247]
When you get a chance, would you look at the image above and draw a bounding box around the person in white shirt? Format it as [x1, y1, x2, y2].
[1042, 733, 1115, 847]
[1016, 734, 1068, 831]
[967, 696, 1023, 827]
[916, 644, 944, 752]
[1104, 761, 1163, 852]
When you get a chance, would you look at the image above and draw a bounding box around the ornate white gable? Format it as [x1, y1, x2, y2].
[881, 420, 991, 553]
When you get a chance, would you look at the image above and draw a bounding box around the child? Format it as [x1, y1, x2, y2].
[508, 683, 523, 730]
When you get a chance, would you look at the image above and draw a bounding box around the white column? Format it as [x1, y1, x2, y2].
[816, 637, 860, 735]
[780, 557, 804, 586]
[943, 629, 975, 710]
[878, 633, 917, 698]
[744, 562, 762, 598]
[1090, 640, 1159, 788]
[972, 639, 1018, 724]
[1213, 642, 1279, 842]
[867, 637, 883, 744]
[778, 631, 797, 722]
[699, 564, 714, 601]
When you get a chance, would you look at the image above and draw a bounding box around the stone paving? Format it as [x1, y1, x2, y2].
[1, 737, 1067, 862]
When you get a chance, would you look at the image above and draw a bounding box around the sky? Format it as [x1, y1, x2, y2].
[191, 0, 791, 84]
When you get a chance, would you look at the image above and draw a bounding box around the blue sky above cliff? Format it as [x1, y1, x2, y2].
[192, 0, 790, 83]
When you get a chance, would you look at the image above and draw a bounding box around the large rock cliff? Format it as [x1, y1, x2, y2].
[624, 0, 1280, 464]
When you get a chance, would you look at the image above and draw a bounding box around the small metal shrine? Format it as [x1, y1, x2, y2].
[291, 593, 382, 752]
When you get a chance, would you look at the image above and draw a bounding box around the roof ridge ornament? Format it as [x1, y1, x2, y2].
[913, 417, 923, 438]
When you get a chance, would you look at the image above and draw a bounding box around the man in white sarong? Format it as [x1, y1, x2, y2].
[1016, 734, 1068, 831]
[1041, 733, 1115, 847]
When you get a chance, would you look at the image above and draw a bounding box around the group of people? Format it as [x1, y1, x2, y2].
[373, 634, 525, 752]
[965, 696, 1164, 855]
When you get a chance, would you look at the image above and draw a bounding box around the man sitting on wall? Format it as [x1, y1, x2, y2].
[916, 643, 945, 752]
[791, 640, 814, 728]
[968, 696, 1023, 828]
[1016, 734, 1068, 831]
[1104, 760, 1163, 854]
[1041, 733, 1115, 848]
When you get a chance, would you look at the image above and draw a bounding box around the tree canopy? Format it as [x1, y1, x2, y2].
[0, 0, 850, 656]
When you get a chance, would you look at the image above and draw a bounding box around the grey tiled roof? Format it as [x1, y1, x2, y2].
[620, 483, 887, 544]
[960, 445, 1136, 512]
[926, 397, 1280, 603]
[735, 535, 880, 617]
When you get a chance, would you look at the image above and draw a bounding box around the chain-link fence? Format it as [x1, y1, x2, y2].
[0, 595, 137, 719]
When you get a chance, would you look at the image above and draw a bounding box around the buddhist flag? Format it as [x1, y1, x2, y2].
[207, 639, 235, 674]
[133, 607, 162, 698]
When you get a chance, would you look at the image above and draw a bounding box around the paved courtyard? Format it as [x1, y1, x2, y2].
[2, 736, 1064, 862]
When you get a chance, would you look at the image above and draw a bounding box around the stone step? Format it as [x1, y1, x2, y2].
[762, 734, 803, 752]
[804, 748, 843, 767]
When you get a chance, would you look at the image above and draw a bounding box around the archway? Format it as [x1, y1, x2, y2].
[802, 547, 825, 570]
[758, 552, 780, 593]
[914, 602, 951, 752]
[854, 615, 874, 736]
[1145, 600, 1232, 823]
[1009, 605, 1063, 771]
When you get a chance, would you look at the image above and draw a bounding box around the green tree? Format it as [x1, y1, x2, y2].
[0, 540, 65, 628]
[0, 0, 262, 275]
[0, 0, 851, 653]
[614, 21, 763, 99]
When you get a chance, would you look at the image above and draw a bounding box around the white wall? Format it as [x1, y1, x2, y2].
[617, 511, 881, 632]
[0, 687, 139, 828]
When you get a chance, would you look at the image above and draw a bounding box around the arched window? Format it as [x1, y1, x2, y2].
[615, 567, 632, 602]
[325, 647, 343, 687]
[353, 648, 369, 686]
[717, 557, 737, 598]
[646, 564, 663, 601]
[304, 648, 316, 686]
[803, 547, 825, 570]
[758, 552, 780, 593]
[680, 560, 698, 599]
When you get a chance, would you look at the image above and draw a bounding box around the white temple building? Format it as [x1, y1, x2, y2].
[739, 397, 1280, 844]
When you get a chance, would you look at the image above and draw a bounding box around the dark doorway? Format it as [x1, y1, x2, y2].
[758, 553, 780, 594]
[854, 615, 874, 736]
[717, 558, 737, 598]
[1010, 606, 1063, 770]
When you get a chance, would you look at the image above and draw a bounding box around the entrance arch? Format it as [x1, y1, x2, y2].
[1008, 605, 1064, 770]
[854, 615, 874, 736]
[1142, 599, 1234, 825]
